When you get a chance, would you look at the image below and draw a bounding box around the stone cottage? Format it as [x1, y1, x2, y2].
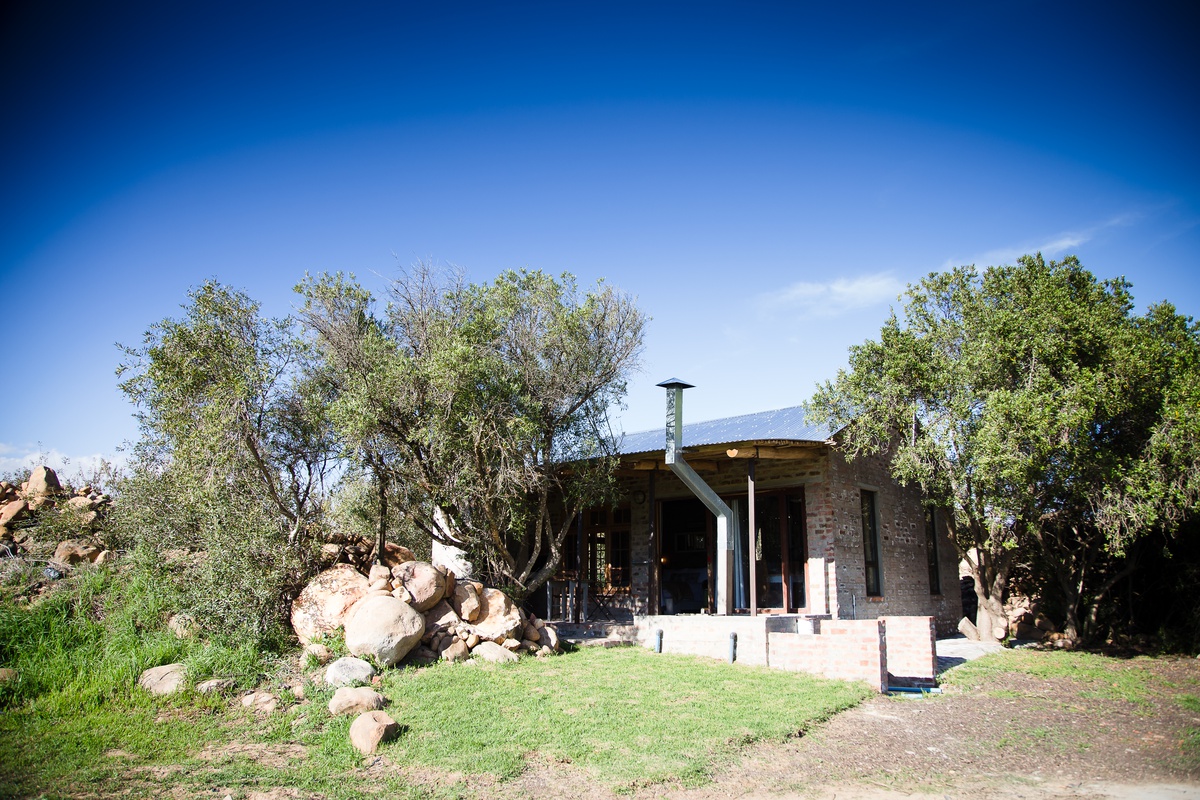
[544, 381, 962, 690]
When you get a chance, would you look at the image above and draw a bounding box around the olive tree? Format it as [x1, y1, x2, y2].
[115, 281, 339, 640]
[298, 265, 646, 596]
[808, 255, 1199, 643]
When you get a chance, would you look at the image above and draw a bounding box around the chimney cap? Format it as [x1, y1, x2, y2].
[656, 378, 695, 390]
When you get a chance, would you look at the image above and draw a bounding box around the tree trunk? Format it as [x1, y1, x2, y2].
[969, 551, 1010, 644]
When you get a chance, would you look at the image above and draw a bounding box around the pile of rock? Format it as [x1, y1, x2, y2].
[0, 465, 112, 548]
[291, 559, 561, 668]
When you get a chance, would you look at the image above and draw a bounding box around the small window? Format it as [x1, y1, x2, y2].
[925, 508, 942, 595]
[860, 491, 882, 597]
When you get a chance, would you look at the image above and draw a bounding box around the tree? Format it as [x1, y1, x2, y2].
[298, 265, 646, 596]
[807, 255, 1199, 644]
[115, 281, 339, 641]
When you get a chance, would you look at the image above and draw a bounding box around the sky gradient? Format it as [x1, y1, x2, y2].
[2, 1, 1198, 478]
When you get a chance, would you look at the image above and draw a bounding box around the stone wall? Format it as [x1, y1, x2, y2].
[821, 445, 961, 634]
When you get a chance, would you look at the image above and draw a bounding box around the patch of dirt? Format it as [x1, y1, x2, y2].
[197, 741, 309, 768]
[489, 654, 1200, 800]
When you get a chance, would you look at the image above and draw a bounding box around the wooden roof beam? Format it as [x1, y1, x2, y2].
[724, 445, 815, 460]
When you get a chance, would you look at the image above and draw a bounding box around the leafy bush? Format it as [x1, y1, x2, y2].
[107, 460, 312, 651]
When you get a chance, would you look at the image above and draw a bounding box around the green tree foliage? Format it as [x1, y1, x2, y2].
[807, 255, 1200, 644]
[298, 265, 646, 596]
[115, 281, 339, 643]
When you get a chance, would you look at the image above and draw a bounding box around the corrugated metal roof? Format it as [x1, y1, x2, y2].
[617, 405, 836, 456]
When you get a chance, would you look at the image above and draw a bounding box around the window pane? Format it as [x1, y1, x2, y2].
[861, 491, 881, 596]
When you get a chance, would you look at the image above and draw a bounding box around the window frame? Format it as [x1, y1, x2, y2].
[925, 507, 942, 596]
[860, 490, 882, 597]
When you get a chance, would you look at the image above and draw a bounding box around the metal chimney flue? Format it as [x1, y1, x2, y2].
[655, 378, 734, 615]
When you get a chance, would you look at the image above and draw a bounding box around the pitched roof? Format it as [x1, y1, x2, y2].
[616, 405, 836, 456]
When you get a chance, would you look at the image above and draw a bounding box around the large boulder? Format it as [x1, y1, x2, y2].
[324, 656, 377, 687]
[390, 561, 446, 612]
[349, 710, 400, 755]
[138, 663, 186, 696]
[470, 587, 524, 643]
[448, 582, 482, 623]
[344, 595, 424, 667]
[24, 466, 61, 498]
[291, 564, 371, 644]
[328, 686, 388, 716]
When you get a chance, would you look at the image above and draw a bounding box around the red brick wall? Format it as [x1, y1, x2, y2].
[767, 619, 887, 692]
[880, 615, 937, 686]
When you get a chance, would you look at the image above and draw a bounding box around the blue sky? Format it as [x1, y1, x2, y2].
[2, 1, 1197, 478]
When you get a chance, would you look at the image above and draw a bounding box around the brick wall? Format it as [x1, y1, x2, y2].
[767, 620, 887, 692]
[822, 446, 961, 634]
[880, 615, 936, 687]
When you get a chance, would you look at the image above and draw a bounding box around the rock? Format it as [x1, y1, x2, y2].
[368, 564, 392, 583]
[466, 633, 480, 649]
[240, 691, 278, 714]
[540, 625, 560, 652]
[440, 639, 469, 662]
[424, 600, 461, 638]
[53, 540, 101, 565]
[138, 663, 186, 696]
[377, 542, 417, 568]
[290, 564, 371, 644]
[0, 500, 28, 527]
[319, 543, 342, 564]
[195, 678, 236, 695]
[449, 582, 482, 623]
[349, 710, 399, 755]
[303, 643, 335, 665]
[93, 549, 110, 565]
[328, 686, 388, 716]
[344, 596, 424, 667]
[957, 616, 980, 641]
[25, 466, 61, 497]
[471, 640, 519, 663]
[0, 668, 16, 684]
[66, 495, 97, 513]
[324, 656, 377, 687]
[470, 588, 523, 643]
[405, 645, 439, 665]
[168, 613, 198, 639]
[390, 561, 447, 612]
[501, 637, 521, 651]
[523, 623, 541, 642]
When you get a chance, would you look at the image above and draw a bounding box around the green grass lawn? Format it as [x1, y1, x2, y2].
[0, 642, 871, 798]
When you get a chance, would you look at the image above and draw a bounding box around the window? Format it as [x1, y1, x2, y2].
[860, 490, 882, 596]
[925, 507, 941, 595]
[573, 506, 632, 590]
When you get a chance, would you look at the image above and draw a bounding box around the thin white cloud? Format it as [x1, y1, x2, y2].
[949, 213, 1140, 269]
[760, 272, 904, 317]
[0, 445, 125, 485]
